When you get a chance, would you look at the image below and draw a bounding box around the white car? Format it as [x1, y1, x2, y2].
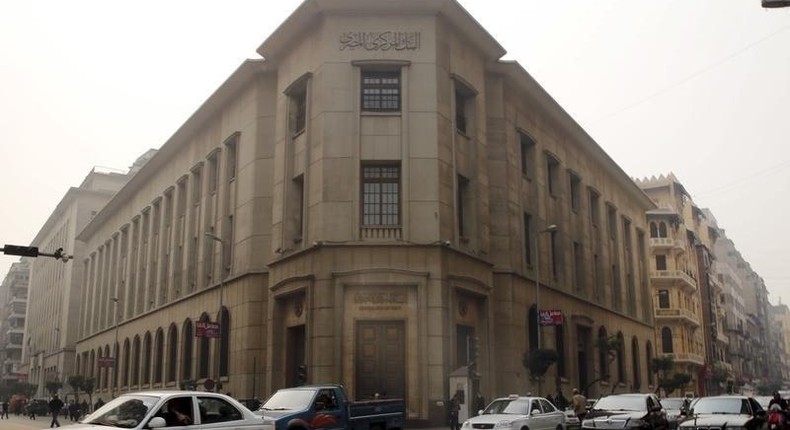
[69, 390, 266, 429]
[462, 395, 565, 430]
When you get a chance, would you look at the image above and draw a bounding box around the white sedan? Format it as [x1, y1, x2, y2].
[462, 395, 566, 430]
[67, 390, 266, 429]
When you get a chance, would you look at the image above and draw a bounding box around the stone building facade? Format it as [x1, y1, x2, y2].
[73, 0, 658, 425]
[0, 258, 30, 384]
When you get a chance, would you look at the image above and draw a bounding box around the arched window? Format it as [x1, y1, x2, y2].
[528, 305, 538, 352]
[114, 342, 120, 389]
[143, 332, 152, 385]
[661, 327, 673, 353]
[616, 332, 625, 383]
[90, 350, 96, 379]
[598, 326, 609, 379]
[132, 336, 141, 386]
[649, 222, 658, 238]
[646, 341, 654, 386]
[182, 320, 193, 381]
[154, 329, 164, 384]
[219, 307, 230, 377]
[198, 313, 211, 379]
[123, 339, 131, 387]
[168, 324, 178, 382]
[631, 337, 641, 390]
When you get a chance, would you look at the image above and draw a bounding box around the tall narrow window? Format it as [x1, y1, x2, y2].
[550, 229, 559, 279]
[589, 190, 600, 227]
[182, 320, 193, 381]
[569, 173, 581, 212]
[167, 324, 178, 383]
[225, 134, 238, 182]
[632, 337, 641, 390]
[362, 164, 400, 226]
[208, 152, 219, 195]
[290, 175, 305, 242]
[143, 332, 151, 385]
[519, 131, 535, 178]
[658, 290, 670, 308]
[573, 241, 584, 292]
[198, 314, 210, 378]
[361, 71, 400, 112]
[598, 327, 609, 379]
[454, 80, 475, 135]
[661, 327, 673, 353]
[219, 308, 230, 377]
[154, 329, 164, 384]
[546, 154, 560, 197]
[291, 87, 307, 135]
[524, 213, 533, 266]
[457, 175, 470, 239]
[555, 325, 566, 377]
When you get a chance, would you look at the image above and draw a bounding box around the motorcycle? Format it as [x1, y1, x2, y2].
[769, 405, 788, 430]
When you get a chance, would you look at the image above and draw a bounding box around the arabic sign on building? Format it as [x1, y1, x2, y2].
[539, 310, 563, 326]
[98, 356, 116, 367]
[340, 32, 421, 51]
[195, 321, 220, 338]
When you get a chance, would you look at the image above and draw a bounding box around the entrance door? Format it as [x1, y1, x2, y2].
[356, 321, 405, 399]
[286, 325, 306, 386]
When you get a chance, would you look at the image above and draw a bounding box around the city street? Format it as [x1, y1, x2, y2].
[0, 413, 71, 430]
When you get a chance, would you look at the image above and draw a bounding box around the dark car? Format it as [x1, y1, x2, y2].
[582, 393, 668, 430]
[679, 395, 766, 430]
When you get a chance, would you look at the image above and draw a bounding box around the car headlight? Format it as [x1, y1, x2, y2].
[462, 421, 472, 429]
[582, 419, 595, 428]
[494, 420, 516, 429]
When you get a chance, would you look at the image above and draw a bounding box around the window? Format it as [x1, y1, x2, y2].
[646, 342, 654, 385]
[290, 175, 304, 241]
[362, 164, 400, 226]
[616, 332, 625, 383]
[598, 327, 609, 378]
[456, 90, 468, 134]
[550, 229, 559, 279]
[555, 325, 566, 377]
[658, 290, 670, 308]
[547, 154, 560, 196]
[524, 213, 533, 266]
[225, 133, 238, 182]
[207, 152, 219, 194]
[167, 324, 178, 383]
[569, 172, 581, 212]
[589, 189, 600, 227]
[656, 255, 667, 271]
[182, 320, 193, 381]
[198, 397, 243, 424]
[290, 87, 307, 134]
[661, 327, 673, 353]
[454, 80, 475, 135]
[519, 131, 536, 178]
[361, 71, 400, 112]
[198, 314, 210, 378]
[573, 241, 584, 292]
[632, 337, 641, 390]
[154, 329, 164, 384]
[607, 204, 617, 240]
[457, 175, 470, 238]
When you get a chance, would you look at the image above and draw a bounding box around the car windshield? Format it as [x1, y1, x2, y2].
[593, 396, 646, 412]
[84, 395, 159, 428]
[484, 399, 530, 415]
[691, 398, 749, 415]
[261, 389, 317, 411]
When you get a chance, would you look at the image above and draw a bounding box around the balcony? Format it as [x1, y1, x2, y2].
[655, 307, 701, 327]
[650, 237, 685, 252]
[360, 227, 402, 241]
[716, 330, 730, 345]
[651, 270, 698, 292]
[669, 352, 705, 366]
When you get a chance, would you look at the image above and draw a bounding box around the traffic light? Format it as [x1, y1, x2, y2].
[2, 244, 39, 257]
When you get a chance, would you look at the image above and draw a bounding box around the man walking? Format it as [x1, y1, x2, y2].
[49, 394, 64, 428]
[571, 389, 587, 420]
[1, 398, 8, 419]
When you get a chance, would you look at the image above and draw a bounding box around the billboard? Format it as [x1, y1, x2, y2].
[539, 310, 563, 326]
[195, 321, 220, 338]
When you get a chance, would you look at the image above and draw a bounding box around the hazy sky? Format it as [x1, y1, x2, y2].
[1, 1, 788, 306]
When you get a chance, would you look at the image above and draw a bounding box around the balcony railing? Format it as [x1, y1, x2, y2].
[360, 227, 402, 241]
[655, 307, 701, 327]
[669, 352, 705, 365]
[651, 270, 698, 291]
[650, 237, 685, 251]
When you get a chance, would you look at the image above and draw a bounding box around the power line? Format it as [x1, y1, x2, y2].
[589, 23, 790, 124]
[696, 159, 790, 197]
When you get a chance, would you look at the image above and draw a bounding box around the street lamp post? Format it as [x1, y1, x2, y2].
[111, 298, 119, 399]
[204, 232, 225, 392]
[535, 224, 558, 349]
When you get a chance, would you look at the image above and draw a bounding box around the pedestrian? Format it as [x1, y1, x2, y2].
[49, 394, 64, 428]
[571, 388, 587, 420]
[449, 392, 461, 430]
[81, 400, 89, 416]
[27, 401, 37, 420]
[475, 392, 486, 416]
[555, 390, 569, 410]
[1, 398, 8, 419]
[94, 398, 104, 411]
[69, 400, 80, 421]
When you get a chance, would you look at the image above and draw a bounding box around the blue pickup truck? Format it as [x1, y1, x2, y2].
[256, 385, 404, 430]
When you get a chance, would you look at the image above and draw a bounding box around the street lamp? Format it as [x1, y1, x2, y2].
[204, 231, 225, 391]
[111, 298, 119, 398]
[535, 224, 558, 349]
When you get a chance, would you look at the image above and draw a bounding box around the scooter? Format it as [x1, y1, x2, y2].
[768, 405, 788, 430]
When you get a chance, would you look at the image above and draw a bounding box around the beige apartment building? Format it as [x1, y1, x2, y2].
[73, 0, 657, 424]
[637, 175, 708, 395]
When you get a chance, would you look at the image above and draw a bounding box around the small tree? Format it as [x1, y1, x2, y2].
[651, 356, 675, 396]
[523, 348, 558, 396]
[46, 380, 63, 396]
[83, 377, 96, 408]
[68, 375, 86, 403]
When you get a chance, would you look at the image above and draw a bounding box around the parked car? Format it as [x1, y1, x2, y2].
[679, 395, 766, 430]
[462, 394, 565, 430]
[562, 407, 581, 430]
[256, 384, 404, 430]
[660, 397, 690, 429]
[72, 390, 265, 429]
[582, 393, 668, 430]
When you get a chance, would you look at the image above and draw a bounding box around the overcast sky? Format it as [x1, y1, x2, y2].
[1, 0, 788, 307]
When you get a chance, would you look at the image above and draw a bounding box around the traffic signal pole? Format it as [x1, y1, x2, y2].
[1, 244, 72, 262]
